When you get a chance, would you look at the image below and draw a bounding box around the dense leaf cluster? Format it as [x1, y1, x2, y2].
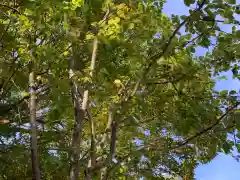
[0, 0, 240, 179]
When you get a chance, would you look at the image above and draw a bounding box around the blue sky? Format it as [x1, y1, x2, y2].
[163, 1, 240, 180]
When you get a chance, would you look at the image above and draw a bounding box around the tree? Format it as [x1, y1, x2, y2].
[0, 0, 240, 179]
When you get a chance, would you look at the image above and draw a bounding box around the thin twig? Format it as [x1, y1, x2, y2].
[0, 20, 11, 43]
[0, 4, 21, 14]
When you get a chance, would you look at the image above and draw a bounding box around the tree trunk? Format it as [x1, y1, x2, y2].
[69, 55, 85, 180]
[29, 72, 41, 180]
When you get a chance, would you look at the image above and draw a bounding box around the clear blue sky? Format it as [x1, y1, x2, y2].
[163, 1, 240, 180]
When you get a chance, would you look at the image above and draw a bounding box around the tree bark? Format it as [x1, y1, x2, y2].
[29, 72, 41, 180]
[85, 37, 98, 179]
[69, 56, 85, 180]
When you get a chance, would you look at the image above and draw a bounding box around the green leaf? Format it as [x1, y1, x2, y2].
[199, 36, 211, 48]
[72, 0, 84, 7]
[236, 144, 240, 153]
[232, 66, 239, 77]
[188, 46, 196, 53]
[224, 8, 234, 19]
[236, 30, 240, 39]
[171, 15, 180, 24]
[232, 26, 236, 33]
[180, 15, 188, 21]
[220, 90, 228, 96]
[217, 76, 228, 80]
[236, 118, 240, 129]
[63, 23, 69, 30]
[128, 23, 135, 30]
[226, 0, 236, 4]
[119, 167, 124, 173]
[184, 0, 195, 6]
[237, 131, 240, 139]
[222, 142, 232, 154]
[229, 90, 236, 94]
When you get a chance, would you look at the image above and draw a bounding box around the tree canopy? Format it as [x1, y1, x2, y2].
[0, 0, 240, 179]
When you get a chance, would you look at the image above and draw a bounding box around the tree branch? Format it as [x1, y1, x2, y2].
[101, 119, 117, 180]
[29, 72, 41, 180]
[0, 85, 49, 117]
[0, 4, 21, 14]
[200, 18, 240, 25]
[173, 101, 240, 149]
[69, 36, 99, 180]
[131, 0, 207, 98]
[109, 120, 117, 162]
[100, 106, 114, 147]
[69, 56, 85, 180]
[84, 37, 98, 179]
[146, 73, 188, 85]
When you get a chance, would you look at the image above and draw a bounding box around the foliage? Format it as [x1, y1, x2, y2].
[0, 0, 240, 179]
